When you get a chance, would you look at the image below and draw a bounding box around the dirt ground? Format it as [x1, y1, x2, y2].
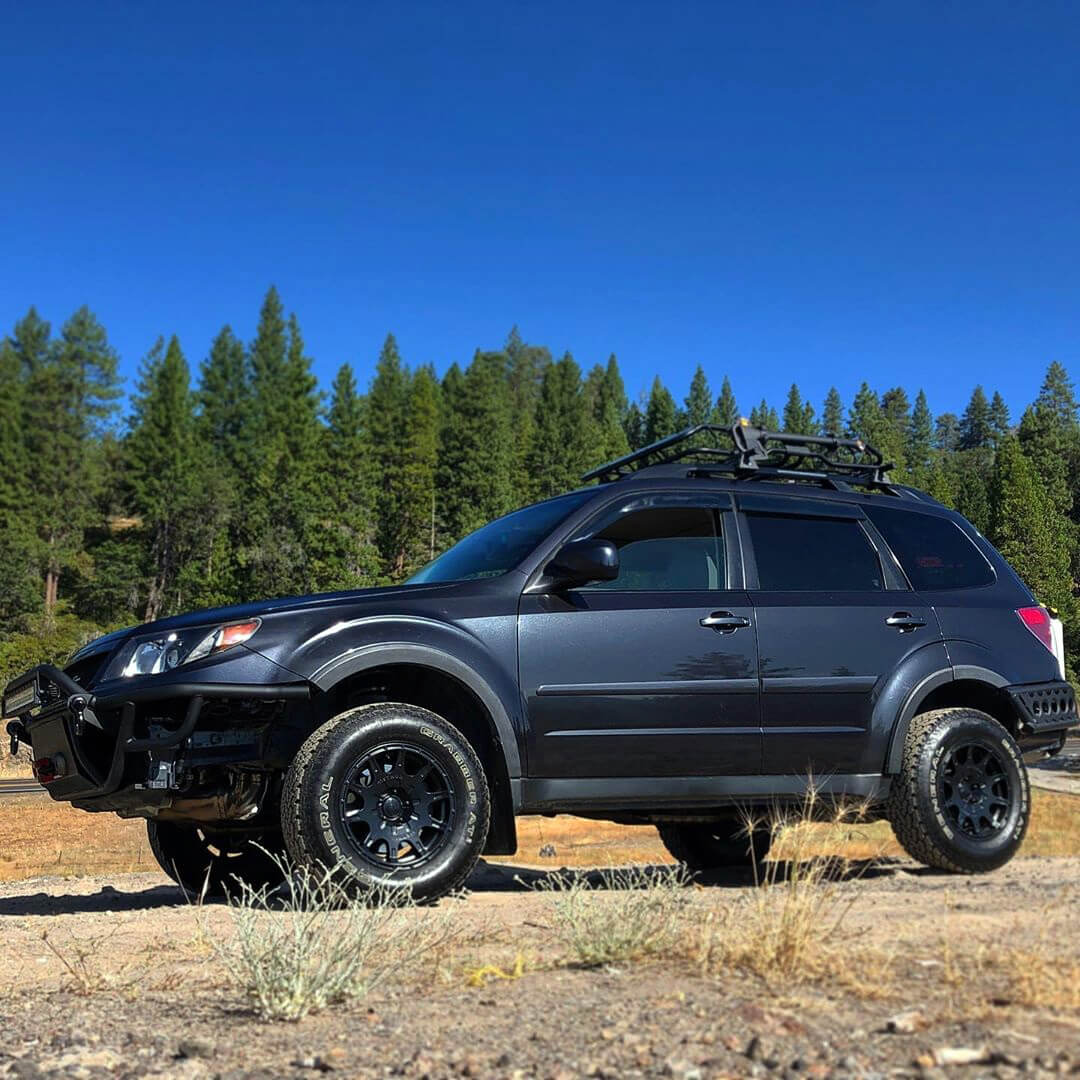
[1, 821, 1079, 1078]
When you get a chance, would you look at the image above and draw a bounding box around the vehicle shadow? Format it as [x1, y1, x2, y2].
[0, 856, 941, 916]
[466, 854, 938, 892]
[0, 883, 182, 917]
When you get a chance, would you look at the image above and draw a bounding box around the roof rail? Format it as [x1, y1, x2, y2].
[582, 420, 896, 492]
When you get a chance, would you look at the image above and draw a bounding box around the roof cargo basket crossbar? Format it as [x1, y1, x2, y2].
[582, 421, 896, 492]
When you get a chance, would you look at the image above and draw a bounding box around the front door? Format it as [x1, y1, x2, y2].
[739, 496, 939, 777]
[519, 495, 761, 778]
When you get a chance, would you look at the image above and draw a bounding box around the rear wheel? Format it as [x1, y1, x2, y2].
[657, 817, 771, 872]
[887, 707, 1029, 873]
[147, 820, 287, 900]
[282, 703, 490, 902]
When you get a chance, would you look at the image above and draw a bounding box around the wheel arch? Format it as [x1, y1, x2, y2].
[883, 659, 1019, 774]
[312, 645, 520, 855]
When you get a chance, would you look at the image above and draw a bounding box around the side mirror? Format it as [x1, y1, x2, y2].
[544, 538, 619, 589]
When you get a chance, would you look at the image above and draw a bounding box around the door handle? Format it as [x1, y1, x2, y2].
[885, 612, 926, 632]
[700, 611, 751, 633]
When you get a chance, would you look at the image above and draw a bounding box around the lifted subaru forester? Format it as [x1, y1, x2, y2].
[5, 423, 1077, 901]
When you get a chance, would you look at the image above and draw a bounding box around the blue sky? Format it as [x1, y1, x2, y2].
[2, 1, 1079, 422]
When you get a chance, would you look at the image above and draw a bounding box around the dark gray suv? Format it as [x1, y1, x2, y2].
[4, 423, 1076, 901]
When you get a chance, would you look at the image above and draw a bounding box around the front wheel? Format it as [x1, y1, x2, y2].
[281, 703, 490, 903]
[887, 707, 1029, 873]
[147, 820, 287, 900]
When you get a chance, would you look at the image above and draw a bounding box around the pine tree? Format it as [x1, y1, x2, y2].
[505, 327, 550, 493]
[623, 400, 646, 450]
[881, 387, 910, 444]
[907, 390, 934, 472]
[684, 366, 713, 427]
[749, 399, 779, 430]
[243, 292, 324, 597]
[958, 386, 993, 450]
[23, 306, 121, 612]
[989, 436, 1075, 629]
[1018, 362, 1079, 515]
[782, 384, 816, 434]
[989, 391, 1010, 446]
[393, 366, 440, 577]
[953, 450, 994, 535]
[934, 412, 960, 452]
[447, 350, 514, 536]
[821, 387, 844, 436]
[583, 355, 630, 466]
[714, 376, 738, 428]
[643, 377, 679, 444]
[197, 326, 249, 470]
[847, 383, 883, 444]
[435, 363, 469, 546]
[314, 364, 381, 590]
[0, 332, 37, 620]
[528, 353, 590, 500]
[367, 334, 409, 572]
[125, 337, 229, 619]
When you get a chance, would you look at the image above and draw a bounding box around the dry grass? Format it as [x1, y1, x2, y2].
[535, 865, 690, 968]
[0, 797, 152, 881]
[39, 927, 137, 996]
[0, 790, 1076, 883]
[696, 796, 891, 990]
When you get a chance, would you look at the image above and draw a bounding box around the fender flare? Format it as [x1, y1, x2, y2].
[310, 642, 522, 780]
[882, 658, 1011, 775]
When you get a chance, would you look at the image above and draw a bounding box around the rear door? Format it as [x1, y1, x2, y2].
[519, 492, 761, 778]
[739, 494, 940, 776]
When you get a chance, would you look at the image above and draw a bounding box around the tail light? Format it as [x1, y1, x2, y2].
[1017, 606, 1054, 654]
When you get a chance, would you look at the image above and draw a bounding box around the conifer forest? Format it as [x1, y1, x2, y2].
[1, 286, 1077, 681]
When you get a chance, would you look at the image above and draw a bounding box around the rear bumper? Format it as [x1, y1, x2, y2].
[3, 663, 308, 803]
[1006, 680, 1078, 735]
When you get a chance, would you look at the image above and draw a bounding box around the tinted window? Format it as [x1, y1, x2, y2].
[408, 490, 595, 583]
[747, 514, 883, 591]
[587, 506, 724, 591]
[866, 506, 995, 590]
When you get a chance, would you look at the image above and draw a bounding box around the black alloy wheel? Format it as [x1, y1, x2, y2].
[936, 739, 1012, 840]
[338, 742, 455, 869]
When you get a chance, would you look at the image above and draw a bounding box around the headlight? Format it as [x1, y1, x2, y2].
[102, 619, 261, 681]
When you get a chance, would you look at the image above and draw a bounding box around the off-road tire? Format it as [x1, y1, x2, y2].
[147, 820, 287, 900]
[282, 703, 490, 903]
[887, 707, 1029, 873]
[657, 818, 771, 872]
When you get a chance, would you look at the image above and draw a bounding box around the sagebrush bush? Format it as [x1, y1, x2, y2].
[536, 865, 690, 968]
[202, 853, 459, 1021]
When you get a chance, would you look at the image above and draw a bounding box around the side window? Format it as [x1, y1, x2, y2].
[865, 506, 995, 590]
[746, 513, 884, 591]
[586, 505, 725, 591]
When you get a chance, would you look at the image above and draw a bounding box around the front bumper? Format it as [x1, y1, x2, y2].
[3, 662, 309, 803]
[1007, 680, 1079, 736]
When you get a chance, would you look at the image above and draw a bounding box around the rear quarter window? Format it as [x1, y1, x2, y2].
[865, 506, 995, 590]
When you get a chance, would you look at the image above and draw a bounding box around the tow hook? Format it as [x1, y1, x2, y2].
[68, 695, 88, 737]
[6, 720, 23, 756]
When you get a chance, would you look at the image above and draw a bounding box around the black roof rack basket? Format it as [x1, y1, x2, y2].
[582, 420, 895, 491]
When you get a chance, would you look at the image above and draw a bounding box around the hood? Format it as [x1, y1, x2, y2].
[75, 580, 481, 652]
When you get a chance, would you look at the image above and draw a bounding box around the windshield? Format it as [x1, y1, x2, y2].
[407, 490, 596, 584]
